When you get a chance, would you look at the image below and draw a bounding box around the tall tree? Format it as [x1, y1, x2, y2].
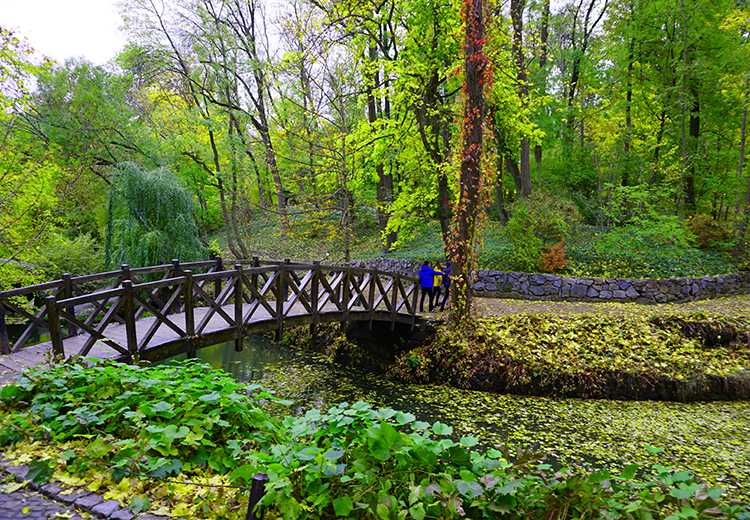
[510, 0, 532, 197]
[450, 0, 490, 321]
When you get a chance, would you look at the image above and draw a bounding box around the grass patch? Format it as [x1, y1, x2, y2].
[390, 312, 750, 401]
[2, 360, 749, 518]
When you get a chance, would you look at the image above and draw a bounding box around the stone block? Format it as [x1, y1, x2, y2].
[110, 509, 135, 520]
[5, 465, 28, 479]
[529, 286, 546, 296]
[571, 285, 588, 298]
[75, 493, 103, 509]
[57, 490, 90, 505]
[92, 500, 121, 517]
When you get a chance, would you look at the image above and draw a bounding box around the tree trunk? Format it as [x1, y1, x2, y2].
[650, 109, 667, 183]
[493, 125, 509, 224]
[449, 0, 488, 323]
[685, 91, 699, 209]
[366, 40, 395, 251]
[534, 0, 550, 172]
[623, 36, 634, 186]
[510, 0, 532, 197]
[737, 95, 749, 247]
[735, 94, 747, 216]
[228, 117, 250, 259]
[381, 83, 397, 249]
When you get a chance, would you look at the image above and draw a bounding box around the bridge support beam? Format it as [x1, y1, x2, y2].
[183, 270, 196, 358]
[45, 296, 64, 359]
[234, 264, 244, 352]
[122, 280, 138, 359]
[62, 273, 77, 338]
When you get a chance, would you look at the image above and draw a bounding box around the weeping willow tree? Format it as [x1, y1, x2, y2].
[104, 163, 206, 268]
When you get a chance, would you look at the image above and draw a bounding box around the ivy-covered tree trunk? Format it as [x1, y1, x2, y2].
[449, 0, 488, 323]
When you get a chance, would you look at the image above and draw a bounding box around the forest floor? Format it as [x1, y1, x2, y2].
[472, 294, 750, 318]
[232, 216, 740, 279]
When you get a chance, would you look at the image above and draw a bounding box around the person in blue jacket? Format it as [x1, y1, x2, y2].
[439, 260, 452, 310]
[419, 261, 438, 312]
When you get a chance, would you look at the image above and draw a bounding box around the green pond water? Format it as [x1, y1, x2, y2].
[193, 336, 750, 500]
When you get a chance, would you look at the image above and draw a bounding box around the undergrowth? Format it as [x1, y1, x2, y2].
[2, 360, 749, 518]
[233, 217, 740, 279]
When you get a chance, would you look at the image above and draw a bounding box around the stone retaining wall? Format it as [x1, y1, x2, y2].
[351, 258, 750, 303]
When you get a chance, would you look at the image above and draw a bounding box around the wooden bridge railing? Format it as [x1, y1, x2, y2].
[0, 258, 419, 359]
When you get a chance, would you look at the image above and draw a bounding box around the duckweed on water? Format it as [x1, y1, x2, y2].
[252, 354, 750, 502]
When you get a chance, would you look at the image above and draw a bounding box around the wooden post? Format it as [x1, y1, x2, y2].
[410, 280, 419, 331]
[251, 256, 260, 297]
[214, 257, 224, 299]
[282, 259, 291, 303]
[310, 262, 320, 324]
[0, 303, 10, 355]
[342, 267, 351, 323]
[170, 259, 181, 313]
[62, 273, 77, 338]
[234, 264, 243, 352]
[368, 270, 376, 330]
[390, 275, 399, 331]
[45, 296, 64, 359]
[119, 264, 132, 323]
[183, 270, 195, 357]
[245, 473, 269, 520]
[122, 280, 138, 358]
[275, 263, 287, 340]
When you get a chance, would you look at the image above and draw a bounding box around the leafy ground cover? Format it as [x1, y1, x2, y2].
[231, 216, 740, 279]
[2, 360, 749, 519]
[473, 295, 750, 318]
[389, 312, 750, 401]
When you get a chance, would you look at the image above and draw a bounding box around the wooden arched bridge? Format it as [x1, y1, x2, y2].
[0, 258, 422, 373]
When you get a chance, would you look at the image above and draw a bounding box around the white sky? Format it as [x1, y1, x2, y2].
[1, 0, 126, 65]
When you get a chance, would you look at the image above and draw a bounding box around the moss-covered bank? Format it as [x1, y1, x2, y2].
[388, 313, 750, 401]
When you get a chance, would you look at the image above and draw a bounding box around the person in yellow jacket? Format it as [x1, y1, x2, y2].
[433, 263, 444, 309]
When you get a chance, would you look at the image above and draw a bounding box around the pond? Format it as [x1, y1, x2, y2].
[191, 335, 750, 500]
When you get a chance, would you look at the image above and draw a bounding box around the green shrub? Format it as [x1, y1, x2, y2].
[32, 232, 103, 278]
[2, 360, 749, 519]
[602, 184, 659, 226]
[504, 205, 544, 272]
[566, 218, 738, 278]
[503, 192, 580, 272]
[0, 260, 41, 292]
[689, 214, 731, 249]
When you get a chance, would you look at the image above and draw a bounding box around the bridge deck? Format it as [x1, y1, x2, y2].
[0, 300, 418, 386]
